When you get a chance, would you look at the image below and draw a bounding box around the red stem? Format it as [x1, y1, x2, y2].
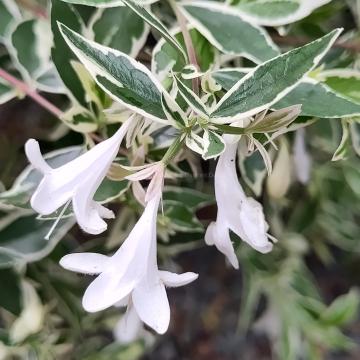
[0, 68, 63, 118]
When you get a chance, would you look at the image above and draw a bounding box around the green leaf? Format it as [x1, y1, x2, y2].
[214, 70, 360, 118]
[320, 70, 360, 104]
[58, 0, 157, 7]
[51, 0, 87, 105]
[0, 214, 74, 268]
[58, 22, 169, 122]
[10, 18, 64, 93]
[0, 77, 16, 104]
[164, 201, 203, 232]
[231, 0, 331, 26]
[212, 69, 248, 90]
[94, 176, 129, 203]
[321, 289, 360, 326]
[161, 93, 188, 128]
[122, 0, 187, 62]
[332, 119, 350, 162]
[174, 75, 208, 117]
[245, 105, 301, 133]
[181, 2, 279, 63]
[343, 163, 360, 197]
[0, 0, 21, 41]
[163, 186, 213, 209]
[0, 268, 21, 315]
[60, 105, 98, 133]
[202, 130, 226, 160]
[236, 0, 299, 18]
[90, 7, 149, 58]
[152, 26, 216, 82]
[350, 120, 360, 157]
[275, 80, 360, 118]
[238, 149, 267, 196]
[211, 29, 342, 122]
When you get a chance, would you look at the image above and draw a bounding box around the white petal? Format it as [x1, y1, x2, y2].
[83, 193, 161, 312]
[95, 203, 115, 219]
[29, 120, 130, 219]
[213, 138, 273, 255]
[159, 271, 198, 287]
[132, 280, 170, 334]
[132, 181, 146, 206]
[113, 305, 143, 344]
[145, 164, 165, 202]
[82, 271, 136, 312]
[59, 253, 109, 275]
[25, 139, 52, 174]
[115, 295, 130, 308]
[30, 176, 73, 215]
[73, 174, 110, 235]
[125, 164, 157, 181]
[238, 198, 273, 253]
[214, 142, 246, 209]
[205, 221, 239, 269]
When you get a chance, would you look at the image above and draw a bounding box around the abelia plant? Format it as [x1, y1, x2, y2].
[0, 0, 360, 358]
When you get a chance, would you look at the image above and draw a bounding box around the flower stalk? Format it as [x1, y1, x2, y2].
[168, 0, 200, 95]
[161, 134, 185, 166]
[0, 68, 63, 118]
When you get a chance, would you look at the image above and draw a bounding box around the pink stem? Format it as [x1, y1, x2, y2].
[170, 1, 200, 95]
[0, 68, 63, 118]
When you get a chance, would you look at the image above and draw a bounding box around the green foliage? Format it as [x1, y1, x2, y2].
[0, 0, 359, 358]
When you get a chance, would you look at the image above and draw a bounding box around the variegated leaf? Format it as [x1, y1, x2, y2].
[59, 23, 169, 123]
[210, 29, 342, 122]
[180, 1, 279, 63]
[89, 7, 149, 58]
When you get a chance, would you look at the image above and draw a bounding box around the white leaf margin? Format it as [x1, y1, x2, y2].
[86, 7, 150, 59]
[58, 0, 158, 9]
[233, 0, 332, 27]
[58, 22, 174, 124]
[179, 1, 279, 64]
[210, 28, 342, 123]
[279, 77, 360, 118]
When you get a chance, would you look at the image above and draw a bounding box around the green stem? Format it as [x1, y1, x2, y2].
[162, 134, 185, 166]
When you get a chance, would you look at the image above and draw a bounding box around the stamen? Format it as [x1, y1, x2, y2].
[265, 133, 278, 150]
[267, 233, 278, 243]
[45, 200, 71, 240]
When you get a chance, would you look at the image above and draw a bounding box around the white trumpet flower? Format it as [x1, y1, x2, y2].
[25, 119, 132, 235]
[60, 191, 198, 334]
[205, 140, 273, 269]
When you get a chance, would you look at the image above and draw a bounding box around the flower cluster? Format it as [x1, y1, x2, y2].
[25, 119, 274, 337]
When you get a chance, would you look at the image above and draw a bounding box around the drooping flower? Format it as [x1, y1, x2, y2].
[205, 139, 273, 269]
[25, 119, 132, 234]
[60, 191, 198, 334]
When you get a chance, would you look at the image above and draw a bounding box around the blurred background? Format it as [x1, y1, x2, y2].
[1, 0, 360, 359]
